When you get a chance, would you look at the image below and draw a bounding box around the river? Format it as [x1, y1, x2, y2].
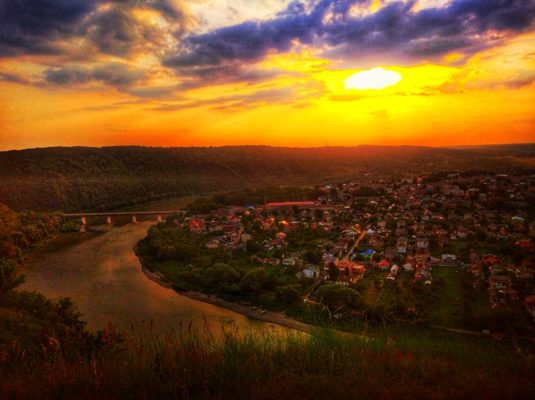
[22, 199, 288, 336]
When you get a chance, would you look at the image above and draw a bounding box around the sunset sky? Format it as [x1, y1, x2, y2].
[0, 0, 534, 150]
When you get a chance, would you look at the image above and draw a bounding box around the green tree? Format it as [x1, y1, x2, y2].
[245, 240, 260, 253]
[240, 268, 268, 293]
[276, 284, 301, 305]
[316, 284, 362, 310]
[304, 249, 322, 265]
[205, 263, 241, 291]
[0, 260, 25, 300]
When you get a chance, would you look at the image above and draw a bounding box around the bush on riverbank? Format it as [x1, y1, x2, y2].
[0, 203, 75, 261]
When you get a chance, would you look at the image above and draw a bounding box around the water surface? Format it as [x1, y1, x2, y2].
[23, 221, 287, 336]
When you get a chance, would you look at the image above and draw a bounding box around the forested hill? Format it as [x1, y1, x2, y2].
[1, 145, 533, 212]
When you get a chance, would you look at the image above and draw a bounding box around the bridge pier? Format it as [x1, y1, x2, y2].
[80, 216, 87, 233]
[157, 214, 162, 222]
[106, 216, 112, 225]
[131, 215, 137, 224]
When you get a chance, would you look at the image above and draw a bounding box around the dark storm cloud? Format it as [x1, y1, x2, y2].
[0, 0, 187, 57]
[45, 63, 146, 87]
[164, 0, 535, 71]
[0, 0, 101, 56]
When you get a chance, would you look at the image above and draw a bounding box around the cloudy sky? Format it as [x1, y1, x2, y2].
[0, 0, 534, 149]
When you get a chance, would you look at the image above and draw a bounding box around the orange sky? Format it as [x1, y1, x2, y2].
[0, 0, 534, 150]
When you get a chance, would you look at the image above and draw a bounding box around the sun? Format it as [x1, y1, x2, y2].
[344, 67, 402, 90]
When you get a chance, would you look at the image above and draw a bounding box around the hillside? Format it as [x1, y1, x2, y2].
[1, 145, 533, 212]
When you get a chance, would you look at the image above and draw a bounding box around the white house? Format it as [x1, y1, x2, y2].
[303, 264, 320, 279]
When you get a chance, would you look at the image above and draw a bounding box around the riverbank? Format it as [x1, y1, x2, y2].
[140, 259, 320, 335]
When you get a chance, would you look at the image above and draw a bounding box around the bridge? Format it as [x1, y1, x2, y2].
[63, 211, 186, 232]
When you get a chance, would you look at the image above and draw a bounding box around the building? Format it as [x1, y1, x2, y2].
[266, 201, 316, 209]
[397, 236, 408, 254]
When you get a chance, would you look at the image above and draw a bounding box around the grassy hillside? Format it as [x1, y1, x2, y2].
[1, 320, 533, 400]
[1, 145, 533, 212]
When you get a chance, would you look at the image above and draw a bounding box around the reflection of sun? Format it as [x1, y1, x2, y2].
[345, 67, 402, 90]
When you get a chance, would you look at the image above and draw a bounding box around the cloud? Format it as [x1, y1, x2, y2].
[45, 62, 146, 87]
[85, 6, 148, 57]
[84, 1, 190, 57]
[164, 0, 535, 75]
[174, 62, 287, 90]
[504, 71, 535, 89]
[0, 0, 189, 57]
[0, 0, 100, 56]
[0, 71, 31, 84]
[150, 87, 295, 111]
[150, 81, 325, 111]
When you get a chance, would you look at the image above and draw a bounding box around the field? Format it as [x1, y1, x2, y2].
[428, 266, 465, 327]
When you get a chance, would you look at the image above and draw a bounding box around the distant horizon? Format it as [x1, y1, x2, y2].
[2, 141, 534, 153]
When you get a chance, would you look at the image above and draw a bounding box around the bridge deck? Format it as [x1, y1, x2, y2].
[63, 211, 184, 217]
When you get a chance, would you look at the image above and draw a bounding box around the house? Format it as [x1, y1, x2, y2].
[205, 239, 221, 249]
[333, 240, 349, 256]
[387, 264, 399, 280]
[441, 254, 457, 264]
[515, 239, 534, 251]
[188, 219, 205, 233]
[442, 184, 464, 196]
[489, 274, 513, 307]
[403, 262, 413, 272]
[335, 260, 365, 284]
[416, 237, 429, 249]
[456, 227, 469, 239]
[414, 261, 431, 281]
[384, 247, 396, 260]
[482, 254, 501, 265]
[302, 264, 321, 279]
[282, 257, 297, 266]
[396, 236, 408, 254]
[241, 233, 253, 243]
[470, 263, 483, 277]
[377, 259, 390, 270]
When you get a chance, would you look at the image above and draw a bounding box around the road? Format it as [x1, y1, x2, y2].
[343, 230, 367, 261]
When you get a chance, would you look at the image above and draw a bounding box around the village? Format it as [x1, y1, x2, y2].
[158, 172, 535, 330]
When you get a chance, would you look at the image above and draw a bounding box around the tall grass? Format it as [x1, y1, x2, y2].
[1, 324, 533, 400]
